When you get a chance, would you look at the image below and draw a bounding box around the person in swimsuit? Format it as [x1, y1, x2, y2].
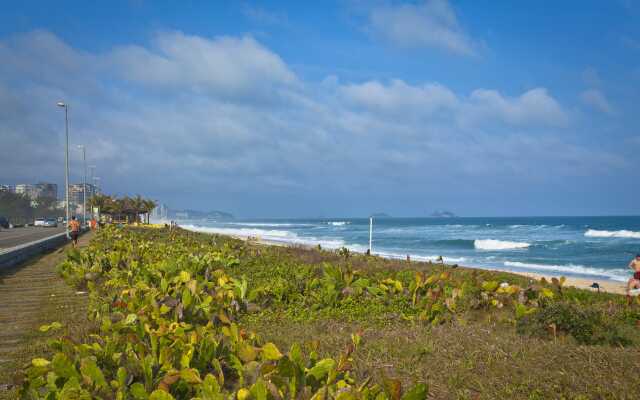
[627, 254, 640, 294]
[68, 216, 81, 247]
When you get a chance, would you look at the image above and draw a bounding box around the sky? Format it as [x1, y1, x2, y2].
[1, 0, 639, 218]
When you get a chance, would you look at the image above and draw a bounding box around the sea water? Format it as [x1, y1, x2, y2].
[180, 216, 640, 282]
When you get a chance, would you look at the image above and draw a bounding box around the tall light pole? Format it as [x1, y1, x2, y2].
[88, 165, 96, 219]
[57, 102, 70, 239]
[77, 145, 87, 225]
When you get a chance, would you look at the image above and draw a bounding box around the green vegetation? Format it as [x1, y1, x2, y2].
[17, 227, 640, 399]
[89, 195, 157, 224]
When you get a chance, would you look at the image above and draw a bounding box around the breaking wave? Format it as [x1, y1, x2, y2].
[584, 229, 640, 239]
[474, 239, 531, 250]
[227, 222, 314, 227]
[504, 261, 627, 281]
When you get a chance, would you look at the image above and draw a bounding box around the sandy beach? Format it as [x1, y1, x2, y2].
[506, 271, 627, 295]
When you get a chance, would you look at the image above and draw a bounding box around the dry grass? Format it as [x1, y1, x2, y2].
[245, 315, 640, 399]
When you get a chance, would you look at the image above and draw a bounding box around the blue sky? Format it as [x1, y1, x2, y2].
[1, 1, 639, 217]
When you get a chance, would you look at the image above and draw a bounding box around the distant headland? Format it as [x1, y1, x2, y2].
[430, 210, 457, 218]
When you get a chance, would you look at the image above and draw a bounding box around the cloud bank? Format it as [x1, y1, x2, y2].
[0, 30, 627, 216]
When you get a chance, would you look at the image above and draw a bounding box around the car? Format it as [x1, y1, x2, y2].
[43, 218, 58, 227]
[34, 218, 46, 227]
[0, 216, 8, 229]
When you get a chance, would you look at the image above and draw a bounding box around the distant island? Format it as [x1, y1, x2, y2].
[430, 210, 457, 218]
[371, 212, 391, 218]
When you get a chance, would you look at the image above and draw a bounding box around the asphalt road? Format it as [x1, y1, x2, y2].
[0, 226, 66, 250]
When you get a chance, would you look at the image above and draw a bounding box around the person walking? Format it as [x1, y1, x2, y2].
[68, 216, 81, 247]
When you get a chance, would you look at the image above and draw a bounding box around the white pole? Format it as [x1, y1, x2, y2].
[57, 103, 71, 239]
[369, 216, 373, 253]
[79, 145, 86, 225]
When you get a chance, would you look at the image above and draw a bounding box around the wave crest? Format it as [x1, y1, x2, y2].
[474, 239, 530, 250]
[585, 229, 640, 239]
[504, 261, 627, 281]
[328, 221, 349, 226]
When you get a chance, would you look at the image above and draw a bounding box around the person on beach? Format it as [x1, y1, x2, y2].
[627, 254, 640, 294]
[68, 216, 80, 247]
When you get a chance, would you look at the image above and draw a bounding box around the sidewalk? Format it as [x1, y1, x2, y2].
[0, 232, 93, 399]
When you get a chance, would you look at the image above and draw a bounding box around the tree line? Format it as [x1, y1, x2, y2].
[0, 191, 62, 225]
[88, 194, 157, 224]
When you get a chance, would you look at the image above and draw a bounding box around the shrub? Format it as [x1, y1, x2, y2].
[516, 301, 633, 346]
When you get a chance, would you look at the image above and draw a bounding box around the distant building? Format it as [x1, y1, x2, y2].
[12, 182, 57, 200]
[0, 184, 14, 193]
[33, 183, 57, 199]
[69, 183, 98, 208]
[151, 203, 168, 220]
[14, 184, 35, 198]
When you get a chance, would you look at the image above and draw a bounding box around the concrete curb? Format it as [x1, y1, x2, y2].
[0, 232, 69, 269]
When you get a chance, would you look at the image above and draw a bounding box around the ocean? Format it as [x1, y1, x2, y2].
[179, 216, 640, 282]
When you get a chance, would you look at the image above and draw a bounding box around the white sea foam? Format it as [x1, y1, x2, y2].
[227, 222, 313, 227]
[375, 250, 466, 264]
[584, 229, 640, 239]
[181, 224, 345, 248]
[328, 221, 349, 226]
[474, 239, 530, 250]
[504, 261, 627, 281]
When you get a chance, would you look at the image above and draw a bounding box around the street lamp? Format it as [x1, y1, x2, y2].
[57, 102, 70, 239]
[77, 145, 87, 225]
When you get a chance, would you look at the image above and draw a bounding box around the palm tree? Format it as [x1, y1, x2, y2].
[145, 199, 157, 224]
[132, 195, 146, 224]
[88, 194, 158, 225]
[88, 194, 111, 221]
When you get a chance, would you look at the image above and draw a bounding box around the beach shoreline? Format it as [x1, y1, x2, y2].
[188, 228, 630, 295]
[502, 271, 626, 294]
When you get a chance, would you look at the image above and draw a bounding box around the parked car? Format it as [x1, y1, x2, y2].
[0, 216, 9, 229]
[34, 218, 46, 227]
[43, 218, 58, 227]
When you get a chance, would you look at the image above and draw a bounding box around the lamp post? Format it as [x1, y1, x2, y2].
[77, 145, 87, 225]
[57, 102, 70, 239]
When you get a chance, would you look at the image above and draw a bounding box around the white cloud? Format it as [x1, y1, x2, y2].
[340, 80, 567, 127]
[580, 89, 614, 115]
[110, 32, 297, 98]
[340, 79, 458, 115]
[462, 88, 568, 127]
[368, 0, 475, 55]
